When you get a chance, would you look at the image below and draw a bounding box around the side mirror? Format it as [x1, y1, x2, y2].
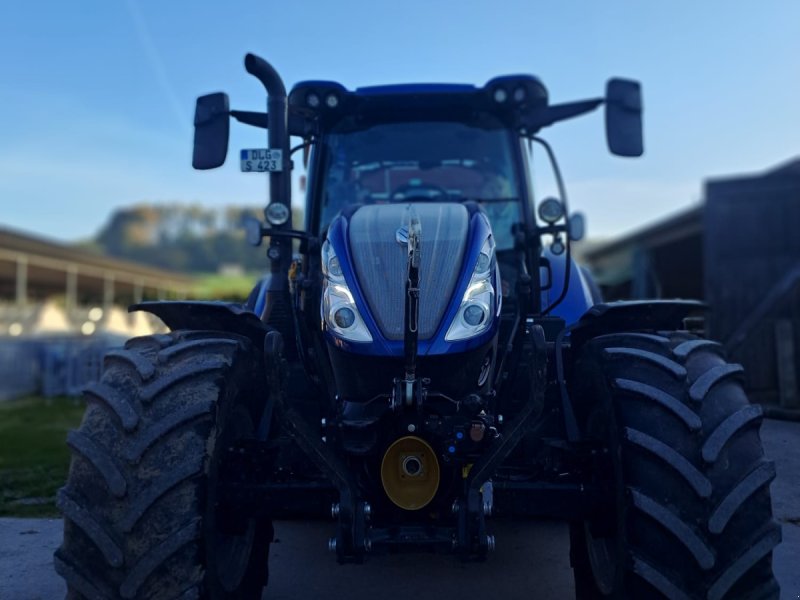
[243, 216, 264, 246]
[605, 79, 643, 157]
[568, 213, 586, 241]
[192, 93, 230, 170]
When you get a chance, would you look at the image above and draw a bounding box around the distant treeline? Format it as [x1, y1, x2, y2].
[81, 203, 300, 273]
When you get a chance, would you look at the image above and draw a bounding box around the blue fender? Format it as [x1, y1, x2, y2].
[541, 249, 598, 327]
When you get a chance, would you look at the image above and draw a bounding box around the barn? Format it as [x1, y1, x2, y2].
[583, 158, 800, 415]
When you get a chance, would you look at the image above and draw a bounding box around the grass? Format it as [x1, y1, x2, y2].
[0, 396, 85, 517]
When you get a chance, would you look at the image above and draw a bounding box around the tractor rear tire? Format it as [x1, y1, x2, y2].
[54, 331, 273, 599]
[569, 332, 781, 599]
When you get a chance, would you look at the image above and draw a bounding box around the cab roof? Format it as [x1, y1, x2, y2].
[287, 76, 549, 134]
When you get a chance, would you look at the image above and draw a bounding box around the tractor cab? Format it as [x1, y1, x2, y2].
[297, 83, 537, 404]
[192, 66, 643, 345]
[313, 115, 523, 248]
[190, 63, 648, 510]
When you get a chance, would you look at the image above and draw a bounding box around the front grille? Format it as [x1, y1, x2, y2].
[348, 203, 469, 340]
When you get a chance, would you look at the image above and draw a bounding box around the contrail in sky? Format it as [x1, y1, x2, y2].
[123, 0, 190, 134]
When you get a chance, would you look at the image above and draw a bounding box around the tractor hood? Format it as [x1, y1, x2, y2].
[350, 203, 467, 340]
[322, 202, 500, 356]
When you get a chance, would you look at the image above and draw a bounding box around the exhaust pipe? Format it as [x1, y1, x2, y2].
[244, 53, 292, 271]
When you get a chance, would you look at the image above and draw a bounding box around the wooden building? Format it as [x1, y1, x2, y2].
[0, 226, 193, 309]
[584, 158, 800, 413]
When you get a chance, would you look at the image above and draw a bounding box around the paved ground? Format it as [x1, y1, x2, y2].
[1, 419, 798, 599]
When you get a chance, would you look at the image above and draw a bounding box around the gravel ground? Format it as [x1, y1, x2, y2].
[1, 419, 797, 599]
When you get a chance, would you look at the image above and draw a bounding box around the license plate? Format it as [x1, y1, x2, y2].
[240, 149, 283, 172]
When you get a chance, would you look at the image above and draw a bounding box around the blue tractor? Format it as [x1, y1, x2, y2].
[56, 54, 780, 599]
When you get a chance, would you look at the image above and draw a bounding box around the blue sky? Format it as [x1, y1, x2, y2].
[0, 0, 798, 241]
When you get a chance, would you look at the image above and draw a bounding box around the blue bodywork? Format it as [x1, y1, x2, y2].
[322, 206, 499, 357]
[287, 75, 550, 136]
[542, 248, 597, 326]
[354, 83, 477, 96]
[248, 223, 597, 352]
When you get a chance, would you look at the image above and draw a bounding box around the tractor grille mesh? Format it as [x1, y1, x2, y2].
[349, 203, 469, 341]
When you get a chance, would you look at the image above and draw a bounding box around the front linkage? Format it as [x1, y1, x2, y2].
[260, 322, 549, 562]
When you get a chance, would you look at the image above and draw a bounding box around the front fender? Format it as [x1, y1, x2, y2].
[130, 301, 270, 346]
[568, 300, 707, 349]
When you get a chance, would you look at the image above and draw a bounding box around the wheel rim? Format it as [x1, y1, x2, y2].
[583, 402, 623, 595]
[210, 405, 258, 592]
[584, 523, 617, 594]
[215, 519, 257, 591]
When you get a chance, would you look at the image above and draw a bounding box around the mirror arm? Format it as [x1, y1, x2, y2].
[230, 110, 314, 137]
[523, 98, 604, 132]
[534, 223, 567, 237]
[230, 110, 269, 128]
[263, 228, 311, 241]
[255, 227, 319, 254]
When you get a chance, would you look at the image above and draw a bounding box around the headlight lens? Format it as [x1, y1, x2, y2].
[333, 306, 355, 328]
[265, 202, 290, 226]
[538, 197, 564, 224]
[328, 255, 342, 278]
[321, 240, 343, 282]
[463, 303, 487, 326]
[446, 236, 498, 341]
[321, 241, 372, 342]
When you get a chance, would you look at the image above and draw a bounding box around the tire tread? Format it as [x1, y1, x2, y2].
[603, 347, 687, 378]
[630, 488, 715, 570]
[83, 382, 140, 432]
[571, 331, 780, 599]
[57, 488, 124, 568]
[119, 454, 205, 533]
[689, 364, 745, 403]
[67, 430, 127, 497]
[624, 427, 712, 498]
[707, 526, 782, 600]
[104, 348, 156, 381]
[702, 405, 763, 463]
[56, 331, 271, 600]
[631, 556, 692, 600]
[615, 378, 701, 431]
[709, 462, 776, 534]
[120, 519, 201, 599]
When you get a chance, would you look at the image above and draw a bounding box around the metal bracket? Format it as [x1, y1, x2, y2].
[467, 323, 546, 492]
[457, 323, 547, 558]
[264, 330, 367, 562]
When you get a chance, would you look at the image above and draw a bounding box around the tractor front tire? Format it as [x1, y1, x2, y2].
[55, 331, 273, 599]
[570, 332, 781, 599]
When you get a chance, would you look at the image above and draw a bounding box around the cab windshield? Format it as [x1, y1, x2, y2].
[316, 117, 522, 249]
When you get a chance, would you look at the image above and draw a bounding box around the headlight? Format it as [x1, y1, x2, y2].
[321, 241, 372, 342]
[446, 236, 498, 341]
[538, 198, 564, 224]
[265, 202, 290, 226]
[306, 92, 321, 108]
[325, 93, 339, 108]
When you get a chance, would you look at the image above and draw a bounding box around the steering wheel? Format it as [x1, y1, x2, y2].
[390, 182, 450, 202]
